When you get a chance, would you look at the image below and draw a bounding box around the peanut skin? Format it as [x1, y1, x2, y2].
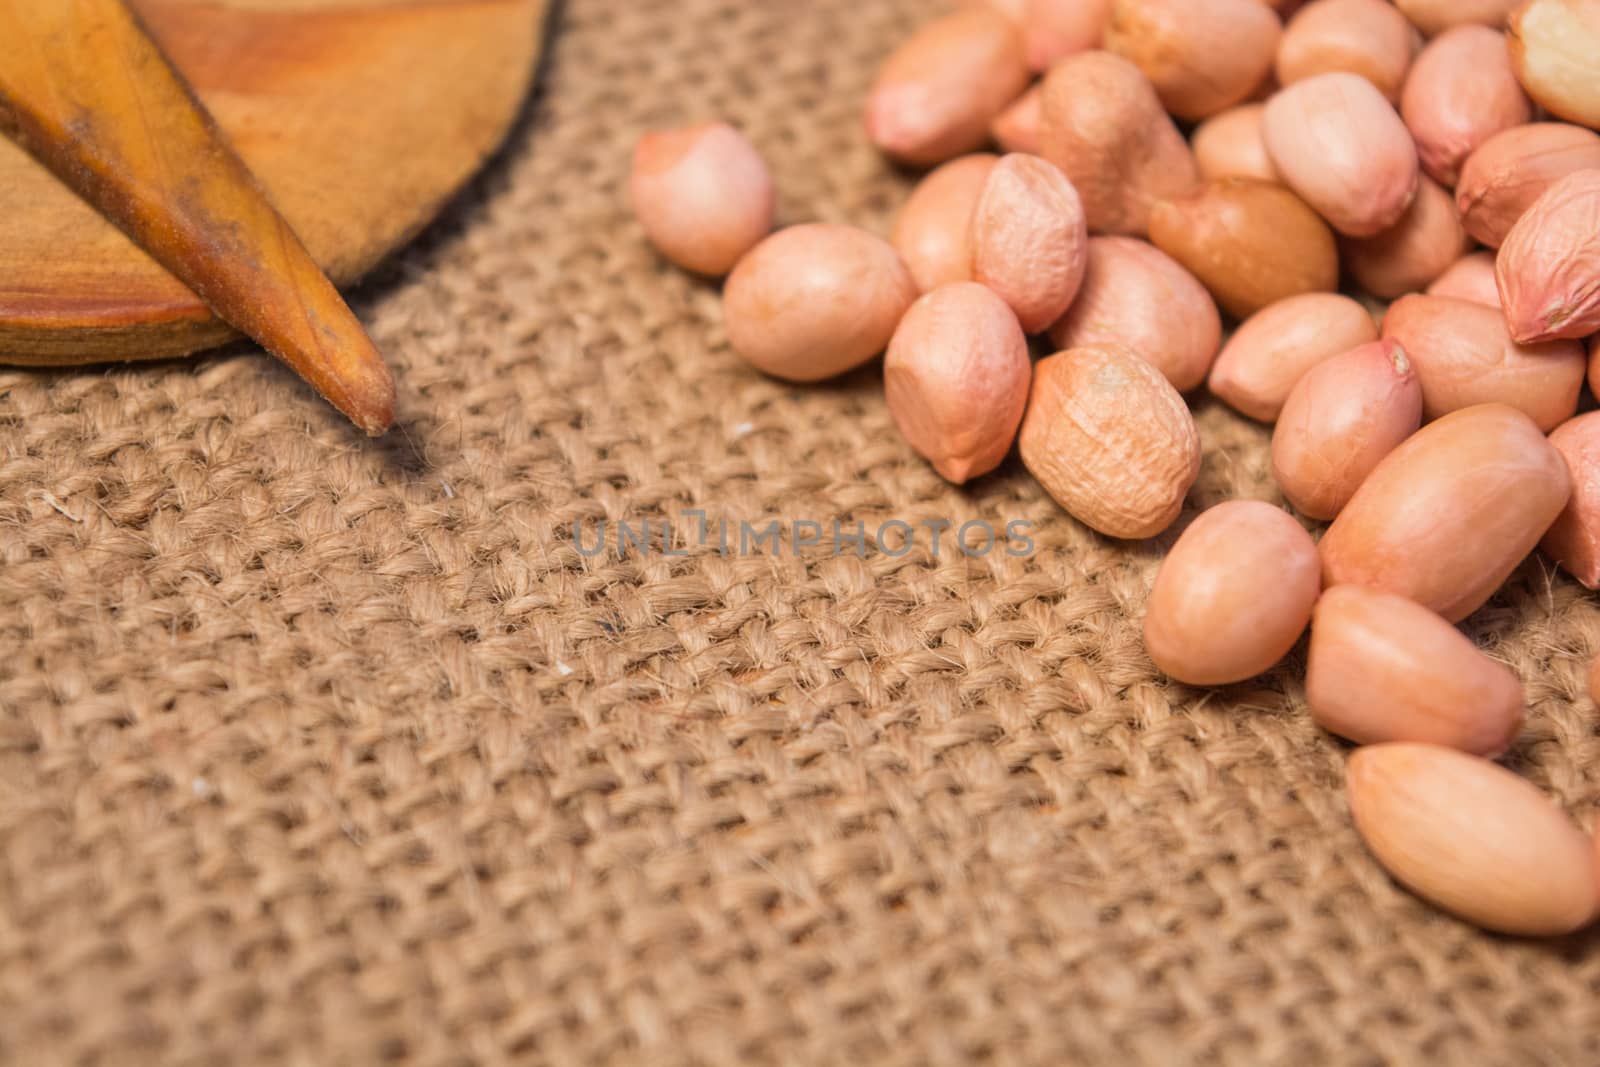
[885, 283, 1031, 484]
[1191, 104, 1278, 183]
[891, 154, 998, 293]
[1495, 169, 1600, 344]
[1381, 294, 1584, 432]
[723, 224, 917, 383]
[1319, 403, 1572, 622]
[1540, 411, 1600, 589]
[1341, 176, 1468, 300]
[1048, 236, 1221, 393]
[1270, 339, 1422, 520]
[1400, 26, 1531, 187]
[1456, 123, 1600, 249]
[1019, 343, 1201, 539]
[1308, 586, 1524, 755]
[1347, 743, 1598, 937]
[1276, 0, 1419, 103]
[1209, 293, 1379, 423]
[1149, 179, 1339, 321]
[866, 7, 1031, 167]
[1038, 50, 1200, 236]
[970, 154, 1090, 333]
[1104, 0, 1283, 121]
[630, 122, 775, 276]
[1426, 252, 1501, 306]
[1262, 72, 1419, 237]
[1143, 500, 1322, 686]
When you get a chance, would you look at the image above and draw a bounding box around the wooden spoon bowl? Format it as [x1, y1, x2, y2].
[0, 0, 549, 365]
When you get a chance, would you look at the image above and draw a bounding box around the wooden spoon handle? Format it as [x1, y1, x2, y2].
[0, 0, 396, 434]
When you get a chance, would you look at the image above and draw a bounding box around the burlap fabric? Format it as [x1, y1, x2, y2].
[4, 1, 1600, 1063]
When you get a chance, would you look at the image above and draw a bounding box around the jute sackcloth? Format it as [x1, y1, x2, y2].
[3, 1, 1600, 1063]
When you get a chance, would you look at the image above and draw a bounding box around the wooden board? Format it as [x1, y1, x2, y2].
[0, 0, 548, 365]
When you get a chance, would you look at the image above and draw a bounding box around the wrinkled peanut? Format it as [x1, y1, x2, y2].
[1540, 411, 1600, 589]
[1456, 123, 1600, 249]
[1019, 343, 1201, 539]
[971, 154, 1090, 333]
[1495, 169, 1600, 344]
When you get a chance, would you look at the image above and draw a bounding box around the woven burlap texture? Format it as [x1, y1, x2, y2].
[4, 1, 1600, 1063]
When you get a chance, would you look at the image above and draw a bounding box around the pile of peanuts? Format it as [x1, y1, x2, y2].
[629, 0, 1600, 938]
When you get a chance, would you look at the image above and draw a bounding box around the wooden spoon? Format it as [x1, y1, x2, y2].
[0, 0, 547, 430]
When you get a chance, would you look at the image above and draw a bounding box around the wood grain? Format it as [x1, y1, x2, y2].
[0, 0, 546, 379]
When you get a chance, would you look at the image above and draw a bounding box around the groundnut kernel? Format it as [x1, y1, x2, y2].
[970, 154, 1090, 333]
[884, 283, 1031, 484]
[1148, 179, 1339, 320]
[1382, 294, 1585, 432]
[1319, 403, 1572, 622]
[1191, 104, 1279, 182]
[630, 122, 775, 276]
[1104, 0, 1283, 121]
[1262, 72, 1420, 237]
[1038, 50, 1200, 236]
[1019, 343, 1201, 539]
[1307, 586, 1524, 754]
[1347, 742, 1599, 937]
[866, 7, 1031, 167]
[891, 154, 998, 293]
[1276, 0, 1418, 103]
[1047, 236, 1221, 393]
[1393, 0, 1522, 37]
[1456, 123, 1600, 249]
[1400, 26, 1532, 187]
[1209, 293, 1379, 422]
[723, 224, 917, 382]
[1496, 169, 1600, 344]
[1341, 175, 1468, 300]
[990, 85, 1043, 154]
[1143, 500, 1322, 686]
[1540, 411, 1600, 589]
[1271, 339, 1422, 520]
[1426, 252, 1501, 306]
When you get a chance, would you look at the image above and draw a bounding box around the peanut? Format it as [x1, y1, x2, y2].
[1319, 403, 1572, 622]
[1191, 104, 1279, 183]
[970, 154, 1090, 334]
[1540, 411, 1600, 588]
[891, 154, 998, 293]
[1347, 743, 1598, 937]
[1209, 293, 1378, 423]
[1143, 500, 1322, 685]
[1456, 123, 1600, 249]
[884, 283, 1032, 484]
[1019, 343, 1201, 539]
[1341, 176, 1468, 300]
[1495, 169, 1600, 344]
[1308, 586, 1523, 754]
[1508, 0, 1600, 130]
[723, 224, 917, 382]
[1276, 0, 1419, 103]
[1104, 0, 1283, 121]
[1400, 26, 1532, 187]
[630, 122, 775, 277]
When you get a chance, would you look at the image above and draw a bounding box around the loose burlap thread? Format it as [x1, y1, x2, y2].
[3, 1, 1600, 1063]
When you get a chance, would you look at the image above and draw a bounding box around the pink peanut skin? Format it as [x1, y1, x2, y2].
[1143, 500, 1323, 686]
[1456, 123, 1600, 248]
[865, 7, 1030, 167]
[891, 154, 998, 293]
[630, 122, 775, 276]
[1104, 0, 1283, 121]
[1319, 403, 1572, 623]
[1209, 293, 1379, 423]
[1381, 294, 1584, 432]
[884, 283, 1031, 485]
[723, 224, 917, 383]
[990, 86, 1043, 155]
[1271, 339, 1423, 521]
[1307, 586, 1524, 755]
[1263, 72, 1419, 237]
[1276, 0, 1419, 103]
[1038, 50, 1200, 236]
[1541, 412, 1600, 589]
[1342, 176, 1468, 300]
[1496, 170, 1600, 344]
[1426, 252, 1501, 306]
[971, 154, 1089, 333]
[1047, 236, 1221, 393]
[1191, 104, 1278, 182]
[1400, 26, 1531, 187]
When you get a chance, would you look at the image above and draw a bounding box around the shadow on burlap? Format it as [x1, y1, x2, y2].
[3, 1, 1600, 1063]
